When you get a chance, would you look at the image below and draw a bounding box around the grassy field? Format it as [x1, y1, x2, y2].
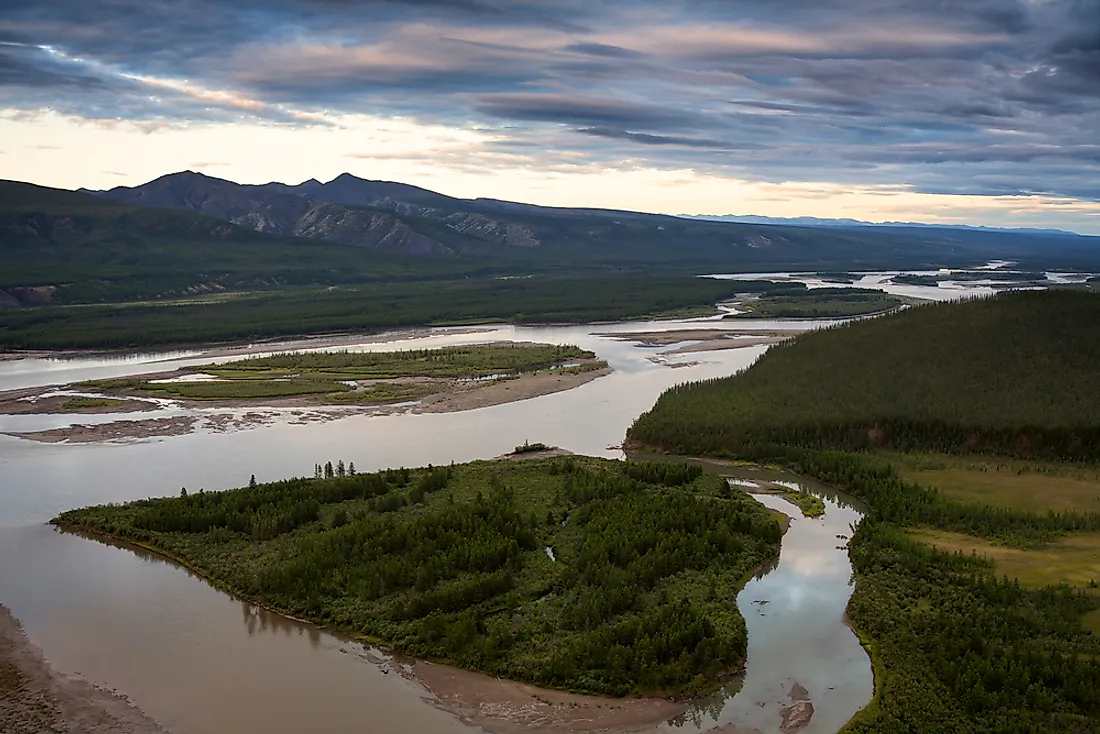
[207, 344, 594, 380]
[90, 344, 604, 404]
[59, 397, 128, 410]
[323, 384, 441, 404]
[896, 454, 1100, 590]
[888, 452, 1100, 514]
[907, 528, 1100, 588]
[142, 378, 350, 400]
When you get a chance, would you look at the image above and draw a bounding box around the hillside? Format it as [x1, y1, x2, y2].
[0, 180, 470, 306]
[94, 172, 1100, 271]
[97, 172, 456, 255]
[630, 290, 1100, 460]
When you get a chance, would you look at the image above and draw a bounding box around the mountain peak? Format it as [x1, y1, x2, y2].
[329, 172, 368, 184]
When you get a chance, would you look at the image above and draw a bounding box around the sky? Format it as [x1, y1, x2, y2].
[2, 0, 1100, 233]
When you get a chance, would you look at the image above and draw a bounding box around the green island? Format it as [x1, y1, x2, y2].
[771, 485, 826, 518]
[54, 457, 782, 697]
[727, 285, 903, 319]
[892, 271, 1046, 288]
[76, 344, 607, 404]
[629, 289, 1100, 731]
[59, 396, 129, 410]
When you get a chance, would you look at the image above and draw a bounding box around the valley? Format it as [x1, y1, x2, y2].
[2, 182, 1100, 734]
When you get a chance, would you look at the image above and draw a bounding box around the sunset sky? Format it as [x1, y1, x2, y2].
[3, 0, 1099, 233]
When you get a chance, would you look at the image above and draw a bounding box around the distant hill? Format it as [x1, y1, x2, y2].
[629, 289, 1100, 460]
[7, 173, 1100, 312]
[0, 180, 465, 306]
[684, 213, 1080, 237]
[90, 172, 1100, 272]
[98, 172, 455, 256]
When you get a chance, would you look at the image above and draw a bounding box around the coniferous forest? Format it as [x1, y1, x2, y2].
[627, 290, 1100, 732]
[55, 457, 781, 697]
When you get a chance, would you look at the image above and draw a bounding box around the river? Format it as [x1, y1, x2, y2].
[1, 312, 877, 734]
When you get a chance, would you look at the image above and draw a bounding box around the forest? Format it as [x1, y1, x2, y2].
[54, 457, 782, 697]
[0, 274, 741, 350]
[631, 290, 1100, 460]
[627, 290, 1100, 732]
[729, 285, 902, 318]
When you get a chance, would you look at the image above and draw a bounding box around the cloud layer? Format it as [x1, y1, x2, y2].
[3, 0, 1100, 212]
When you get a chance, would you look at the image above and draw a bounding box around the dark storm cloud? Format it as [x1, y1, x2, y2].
[562, 42, 645, 59]
[575, 127, 768, 150]
[473, 93, 702, 129]
[3, 0, 1100, 205]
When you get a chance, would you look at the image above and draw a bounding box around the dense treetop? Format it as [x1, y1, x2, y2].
[631, 290, 1100, 459]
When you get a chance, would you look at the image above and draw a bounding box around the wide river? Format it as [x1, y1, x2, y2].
[1, 311, 874, 733]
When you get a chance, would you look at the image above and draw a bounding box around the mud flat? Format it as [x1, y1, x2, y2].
[0, 389, 157, 415]
[1, 367, 611, 444]
[411, 659, 687, 734]
[410, 366, 611, 414]
[5, 416, 198, 444]
[0, 604, 167, 734]
[600, 329, 794, 354]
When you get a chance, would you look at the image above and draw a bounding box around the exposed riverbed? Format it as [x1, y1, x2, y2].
[0, 313, 881, 734]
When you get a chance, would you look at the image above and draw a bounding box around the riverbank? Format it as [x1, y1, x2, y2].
[0, 604, 167, 734]
[411, 659, 687, 734]
[599, 329, 795, 354]
[53, 456, 782, 705]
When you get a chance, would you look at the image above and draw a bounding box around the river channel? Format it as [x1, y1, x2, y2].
[1, 310, 876, 733]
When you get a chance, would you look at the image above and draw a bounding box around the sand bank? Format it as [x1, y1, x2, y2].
[0, 604, 167, 734]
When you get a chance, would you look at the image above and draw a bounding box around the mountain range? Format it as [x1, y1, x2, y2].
[85, 171, 1100, 268]
[3, 171, 1100, 309]
[683, 214, 1079, 237]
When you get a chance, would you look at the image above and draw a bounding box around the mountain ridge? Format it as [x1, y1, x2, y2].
[684, 213, 1081, 237]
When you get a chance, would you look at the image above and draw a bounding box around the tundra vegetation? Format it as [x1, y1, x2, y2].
[78, 344, 606, 404]
[628, 290, 1100, 731]
[55, 457, 782, 697]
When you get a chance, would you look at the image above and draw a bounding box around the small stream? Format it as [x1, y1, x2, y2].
[661, 469, 871, 734]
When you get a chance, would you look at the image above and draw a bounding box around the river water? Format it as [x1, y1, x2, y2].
[0, 307, 885, 733]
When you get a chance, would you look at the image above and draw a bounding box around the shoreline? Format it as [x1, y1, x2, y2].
[596, 328, 796, 354]
[0, 364, 612, 444]
[0, 603, 168, 734]
[50, 520, 749, 733]
[0, 326, 503, 364]
[46, 454, 790, 733]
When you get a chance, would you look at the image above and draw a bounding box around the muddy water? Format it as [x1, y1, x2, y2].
[0, 318, 871, 734]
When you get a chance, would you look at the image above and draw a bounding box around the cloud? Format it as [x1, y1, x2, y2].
[0, 0, 1097, 212]
[574, 126, 767, 151]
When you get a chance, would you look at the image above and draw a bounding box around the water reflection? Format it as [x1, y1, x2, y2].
[241, 602, 322, 648]
[658, 483, 871, 734]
